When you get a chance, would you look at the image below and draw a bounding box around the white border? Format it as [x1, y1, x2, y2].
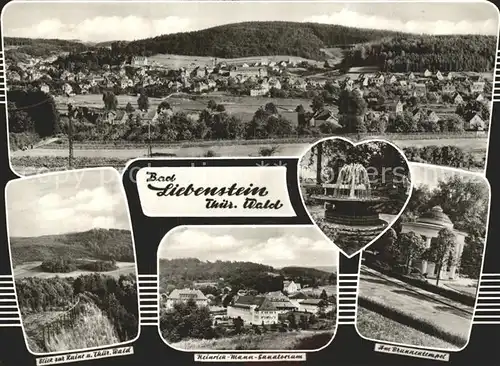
[4, 167, 142, 356]
[155, 224, 340, 353]
[1, 0, 498, 177]
[354, 162, 493, 353]
[296, 136, 414, 258]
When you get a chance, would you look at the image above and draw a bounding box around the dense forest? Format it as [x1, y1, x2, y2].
[16, 273, 138, 342]
[4, 37, 91, 59]
[342, 35, 496, 72]
[158, 258, 335, 294]
[10, 228, 135, 266]
[121, 21, 400, 59]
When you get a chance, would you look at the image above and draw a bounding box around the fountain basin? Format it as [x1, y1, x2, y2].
[311, 194, 390, 227]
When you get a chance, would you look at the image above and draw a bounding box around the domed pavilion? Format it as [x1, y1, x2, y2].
[401, 206, 466, 280]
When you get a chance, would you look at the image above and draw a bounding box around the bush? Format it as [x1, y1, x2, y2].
[358, 296, 467, 347]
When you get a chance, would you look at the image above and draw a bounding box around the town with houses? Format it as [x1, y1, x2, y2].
[7, 51, 492, 133]
[161, 279, 336, 327]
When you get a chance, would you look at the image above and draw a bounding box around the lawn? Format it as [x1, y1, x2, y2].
[356, 307, 457, 349]
[168, 330, 335, 351]
[358, 268, 474, 347]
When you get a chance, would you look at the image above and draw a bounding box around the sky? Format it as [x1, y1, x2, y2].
[2, 1, 498, 43]
[6, 168, 131, 237]
[158, 226, 339, 269]
[409, 163, 486, 190]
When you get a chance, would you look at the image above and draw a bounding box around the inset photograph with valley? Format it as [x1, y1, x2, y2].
[356, 164, 490, 350]
[158, 226, 338, 351]
[6, 168, 139, 354]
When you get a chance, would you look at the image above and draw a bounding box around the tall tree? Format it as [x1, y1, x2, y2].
[395, 231, 426, 275]
[137, 91, 149, 112]
[424, 228, 457, 286]
[459, 236, 485, 279]
[102, 91, 118, 111]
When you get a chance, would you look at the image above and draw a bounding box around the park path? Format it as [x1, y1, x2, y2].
[359, 266, 474, 340]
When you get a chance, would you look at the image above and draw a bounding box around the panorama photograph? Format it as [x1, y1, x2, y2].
[158, 226, 338, 351]
[356, 163, 490, 350]
[2, 1, 497, 175]
[299, 137, 412, 257]
[6, 168, 139, 354]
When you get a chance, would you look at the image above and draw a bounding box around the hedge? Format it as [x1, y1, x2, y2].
[358, 296, 468, 347]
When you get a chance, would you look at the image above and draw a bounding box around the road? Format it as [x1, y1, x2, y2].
[10, 137, 488, 160]
[359, 266, 474, 342]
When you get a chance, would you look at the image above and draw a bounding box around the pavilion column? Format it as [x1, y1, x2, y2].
[421, 237, 432, 275]
[448, 238, 462, 280]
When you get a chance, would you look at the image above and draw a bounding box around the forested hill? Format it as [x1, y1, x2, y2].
[122, 21, 402, 59]
[342, 34, 497, 72]
[4, 37, 91, 56]
[158, 258, 335, 292]
[10, 228, 134, 265]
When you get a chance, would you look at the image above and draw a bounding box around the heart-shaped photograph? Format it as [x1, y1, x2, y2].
[299, 137, 413, 258]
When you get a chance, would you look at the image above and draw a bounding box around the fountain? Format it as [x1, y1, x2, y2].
[311, 163, 389, 228]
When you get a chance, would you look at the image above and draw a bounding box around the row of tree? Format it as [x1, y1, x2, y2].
[403, 145, 484, 170]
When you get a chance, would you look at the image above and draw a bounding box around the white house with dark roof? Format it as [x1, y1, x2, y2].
[442, 84, 456, 94]
[283, 280, 301, 294]
[471, 81, 485, 93]
[132, 56, 148, 66]
[227, 295, 279, 324]
[413, 83, 427, 97]
[165, 289, 209, 310]
[465, 114, 486, 131]
[401, 206, 467, 280]
[453, 92, 464, 105]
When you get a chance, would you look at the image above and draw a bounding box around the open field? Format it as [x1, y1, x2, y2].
[13, 261, 136, 279]
[356, 307, 456, 349]
[148, 53, 325, 68]
[55, 93, 311, 124]
[168, 330, 334, 351]
[301, 285, 337, 297]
